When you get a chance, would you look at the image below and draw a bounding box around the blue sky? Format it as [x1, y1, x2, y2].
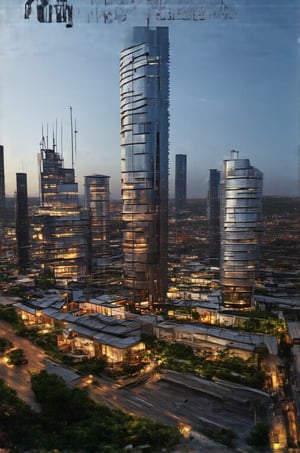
[0, 0, 299, 198]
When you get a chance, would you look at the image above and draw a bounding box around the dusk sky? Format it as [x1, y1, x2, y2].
[0, 0, 299, 199]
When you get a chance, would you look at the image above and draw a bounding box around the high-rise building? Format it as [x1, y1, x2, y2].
[175, 154, 187, 213]
[32, 139, 88, 283]
[84, 175, 111, 275]
[220, 150, 263, 309]
[0, 145, 5, 216]
[16, 173, 29, 270]
[207, 169, 220, 266]
[120, 26, 169, 310]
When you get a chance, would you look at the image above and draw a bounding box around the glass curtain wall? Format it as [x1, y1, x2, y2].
[120, 26, 169, 311]
[220, 151, 263, 309]
[84, 175, 111, 275]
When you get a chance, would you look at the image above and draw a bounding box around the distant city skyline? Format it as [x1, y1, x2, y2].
[0, 0, 299, 199]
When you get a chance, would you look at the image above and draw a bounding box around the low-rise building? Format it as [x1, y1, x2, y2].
[79, 294, 127, 318]
[154, 321, 278, 361]
[287, 322, 300, 389]
[14, 293, 145, 366]
[57, 313, 144, 365]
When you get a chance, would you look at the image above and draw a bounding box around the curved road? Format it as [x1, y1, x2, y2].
[0, 319, 47, 410]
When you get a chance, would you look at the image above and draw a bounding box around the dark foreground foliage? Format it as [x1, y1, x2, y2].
[0, 336, 12, 353]
[246, 422, 269, 452]
[201, 426, 236, 447]
[0, 372, 181, 452]
[5, 348, 27, 365]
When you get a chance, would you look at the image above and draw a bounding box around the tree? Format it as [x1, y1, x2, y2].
[0, 378, 38, 451]
[31, 370, 93, 423]
[165, 342, 194, 360]
[0, 337, 12, 353]
[5, 348, 27, 365]
[30, 370, 182, 451]
[0, 307, 19, 325]
[0, 371, 182, 452]
[246, 422, 269, 451]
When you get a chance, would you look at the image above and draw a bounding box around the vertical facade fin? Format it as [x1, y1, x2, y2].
[120, 26, 169, 311]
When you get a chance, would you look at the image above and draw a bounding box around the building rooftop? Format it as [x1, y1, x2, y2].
[30, 295, 65, 309]
[92, 294, 126, 304]
[287, 322, 300, 341]
[156, 321, 278, 355]
[15, 297, 143, 351]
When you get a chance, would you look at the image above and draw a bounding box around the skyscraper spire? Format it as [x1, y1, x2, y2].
[70, 106, 74, 169]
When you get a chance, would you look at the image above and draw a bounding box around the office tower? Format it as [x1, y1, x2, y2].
[39, 146, 76, 206]
[0, 145, 5, 216]
[84, 175, 111, 275]
[32, 139, 87, 283]
[16, 173, 29, 270]
[120, 26, 169, 310]
[220, 150, 263, 309]
[207, 169, 220, 266]
[175, 154, 187, 213]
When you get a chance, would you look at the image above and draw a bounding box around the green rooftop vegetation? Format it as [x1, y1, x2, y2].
[143, 337, 266, 389]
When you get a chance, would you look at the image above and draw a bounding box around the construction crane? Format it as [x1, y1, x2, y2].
[24, 0, 235, 28]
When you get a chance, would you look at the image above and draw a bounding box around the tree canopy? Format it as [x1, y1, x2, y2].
[0, 370, 182, 452]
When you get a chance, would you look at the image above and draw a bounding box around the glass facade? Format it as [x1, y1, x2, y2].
[16, 173, 29, 270]
[32, 143, 88, 283]
[84, 175, 111, 274]
[207, 169, 220, 266]
[220, 151, 263, 309]
[120, 26, 169, 309]
[0, 145, 5, 214]
[175, 154, 187, 212]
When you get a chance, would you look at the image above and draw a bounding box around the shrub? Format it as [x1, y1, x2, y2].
[6, 348, 27, 365]
[246, 422, 269, 451]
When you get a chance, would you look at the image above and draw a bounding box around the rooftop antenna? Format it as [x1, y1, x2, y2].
[70, 106, 74, 169]
[60, 119, 64, 158]
[46, 123, 49, 149]
[41, 123, 46, 150]
[74, 118, 78, 160]
[41, 123, 44, 147]
[52, 123, 56, 150]
[55, 118, 58, 153]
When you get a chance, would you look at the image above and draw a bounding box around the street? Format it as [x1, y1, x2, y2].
[0, 319, 46, 410]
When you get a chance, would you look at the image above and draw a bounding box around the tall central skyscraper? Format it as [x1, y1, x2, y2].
[120, 27, 169, 310]
[220, 150, 263, 309]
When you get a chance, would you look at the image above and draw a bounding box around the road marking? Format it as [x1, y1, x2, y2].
[132, 396, 153, 407]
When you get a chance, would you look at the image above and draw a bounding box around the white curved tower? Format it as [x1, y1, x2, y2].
[220, 150, 263, 309]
